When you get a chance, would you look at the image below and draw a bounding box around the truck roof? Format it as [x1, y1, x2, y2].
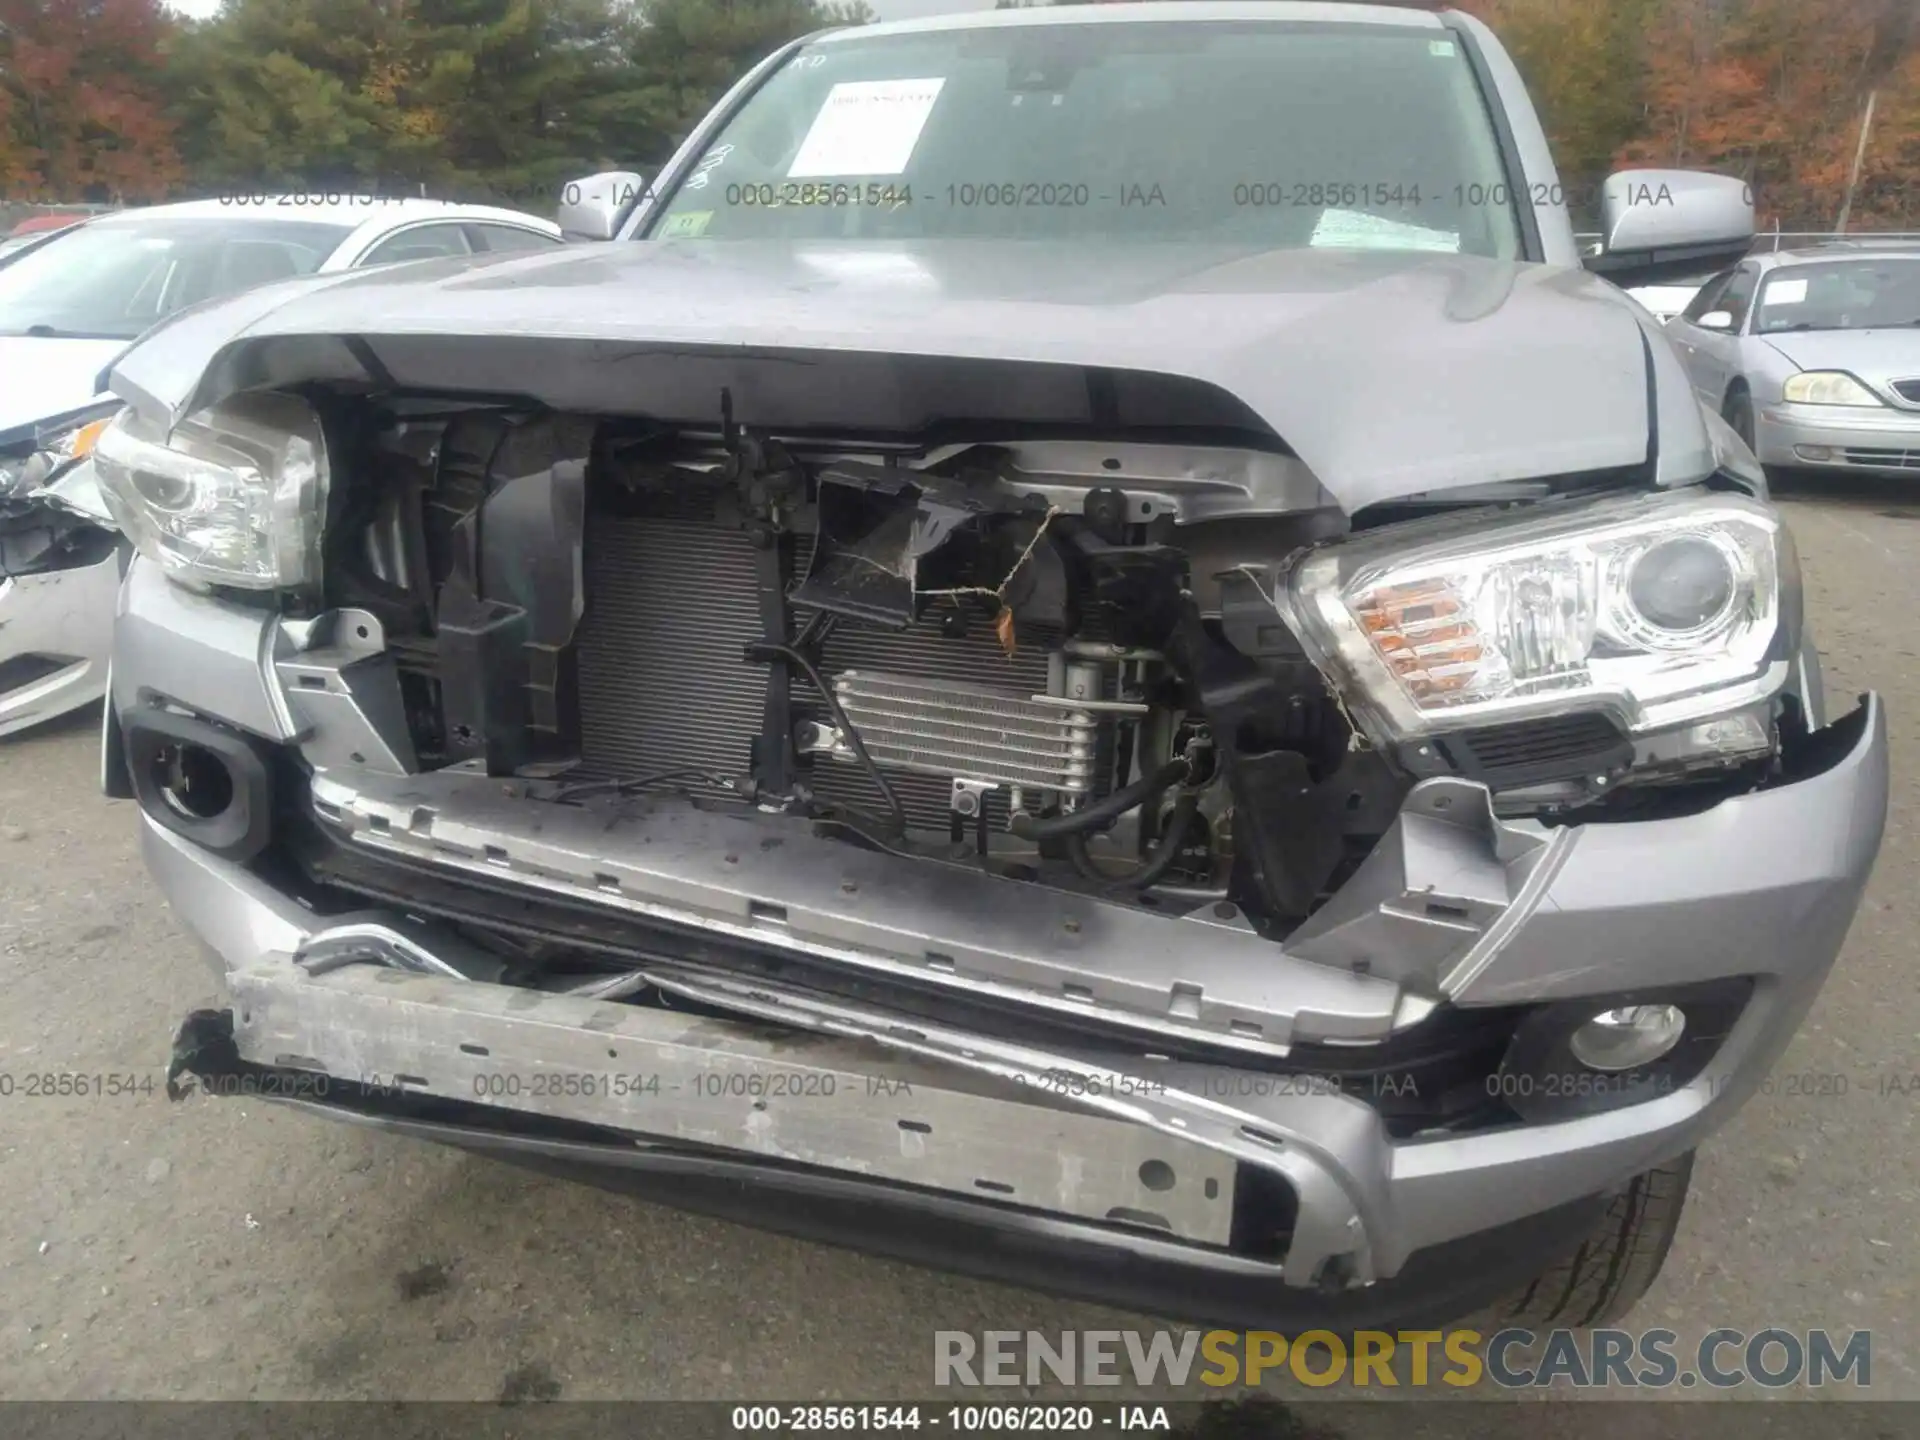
[817, 1, 1447, 45]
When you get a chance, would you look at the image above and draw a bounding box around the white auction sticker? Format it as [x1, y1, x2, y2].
[787, 78, 946, 178]
[1764, 277, 1809, 305]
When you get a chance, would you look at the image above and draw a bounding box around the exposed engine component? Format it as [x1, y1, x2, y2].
[799, 668, 1148, 801]
[345, 406, 1397, 928]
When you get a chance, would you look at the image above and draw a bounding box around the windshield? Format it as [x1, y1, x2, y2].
[1755, 259, 1920, 333]
[0, 218, 354, 340]
[649, 21, 1524, 258]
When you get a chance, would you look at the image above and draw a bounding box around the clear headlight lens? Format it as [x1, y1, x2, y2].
[1781, 370, 1882, 406]
[92, 392, 328, 591]
[1278, 491, 1797, 742]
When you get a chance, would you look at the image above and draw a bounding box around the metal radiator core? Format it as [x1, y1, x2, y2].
[810, 612, 1060, 833]
[574, 513, 767, 794]
[826, 671, 1099, 794]
[572, 505, 1075, 833]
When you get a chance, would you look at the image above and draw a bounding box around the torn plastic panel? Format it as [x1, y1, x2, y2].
[327, 412, 593, 774]
[0, 404, 124, 577]
[0, 400, 120, 498]
[0, 504, 117, 578]
[2, 477, 120, 579]
[790, 460, 1061, 632]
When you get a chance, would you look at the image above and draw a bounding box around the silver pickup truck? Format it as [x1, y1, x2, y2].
[84, 1, 1883, 1330]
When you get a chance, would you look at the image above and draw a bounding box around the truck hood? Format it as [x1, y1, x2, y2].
[0, 335, 124, 432]
[108, 239, 1712, 514]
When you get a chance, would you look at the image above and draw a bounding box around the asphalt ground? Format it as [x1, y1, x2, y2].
[1, 475, 1915, 1418]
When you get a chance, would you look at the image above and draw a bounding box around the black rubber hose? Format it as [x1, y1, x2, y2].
[1123, 793, 1200, 891]
[1064, 792, 1200, 893]
[1010, 758, 1191, 840]
[1063, 830, 1110, 885]
[759, 641, 909, 837]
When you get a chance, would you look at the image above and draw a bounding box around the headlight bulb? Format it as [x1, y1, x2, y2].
[1628, 536, 1736, 634]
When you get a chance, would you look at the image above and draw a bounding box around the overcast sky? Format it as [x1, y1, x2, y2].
[163, 0, 1000, 19]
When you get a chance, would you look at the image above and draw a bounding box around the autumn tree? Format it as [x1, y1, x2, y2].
[160, 0, 864, 202]
[9, 0, 1910, 226]
[1466, 0, 1920, 231]
[0, 0, 182, 201]
[0, 73, 32, 198]
[1623, 0, 1920, 229]
[1460, 0, 1658, 222]
[359, 0, 665, 203]
[1855, 41, 1920, 227]
[163, 0, 412, 192]
[620, 0, 868, 155]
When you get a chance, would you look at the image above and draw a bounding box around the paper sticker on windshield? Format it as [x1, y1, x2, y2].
[659, 210, 712, 238]
[787, 78, 946, 178]
[1764, 277, 1809, 305]
[1312, 209, 1460, 253]
[1429, 39, 1457, 56]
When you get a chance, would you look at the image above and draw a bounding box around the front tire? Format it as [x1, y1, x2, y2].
[1487, 1152, 1695, 1327]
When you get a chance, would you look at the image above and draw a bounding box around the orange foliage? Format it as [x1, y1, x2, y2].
[0, 0, 182, 202]
[1463, 0, 1920, 229]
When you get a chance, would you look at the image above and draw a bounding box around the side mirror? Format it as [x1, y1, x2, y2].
[557, 170, 650, 242]
[1585, 169, 1754, 289]
[1695, 310, 1736, 332]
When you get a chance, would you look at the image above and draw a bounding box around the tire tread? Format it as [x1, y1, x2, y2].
[1491, 1152, 1694, 1329]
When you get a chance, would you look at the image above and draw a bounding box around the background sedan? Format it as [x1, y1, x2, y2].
[0, 196, 563, 431]
[0, 195, 563, 739]
[1664, 242, 1920, 478]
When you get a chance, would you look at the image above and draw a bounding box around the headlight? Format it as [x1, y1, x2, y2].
[1277, 490, 1797, 743]
[92, 392, 328, 591]
[1782, 371, 1883, 406]
[0, 401, 118, 496]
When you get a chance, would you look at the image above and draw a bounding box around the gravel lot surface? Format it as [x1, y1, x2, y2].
[0, 479, 1914, 1413]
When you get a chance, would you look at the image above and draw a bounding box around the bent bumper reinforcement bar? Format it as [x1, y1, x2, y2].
[302, 767, 1549, 1056]
[228, 957, 1246, 1247]
[138, 693, 1889, 1294]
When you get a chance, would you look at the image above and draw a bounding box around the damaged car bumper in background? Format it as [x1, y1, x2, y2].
[0, 406, 124, 738]
[119, 555, 1887, 1326]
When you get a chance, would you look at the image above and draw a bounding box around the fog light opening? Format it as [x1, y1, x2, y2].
[150, 741, 236, 822]
[1569, 1004, 1687, 1072]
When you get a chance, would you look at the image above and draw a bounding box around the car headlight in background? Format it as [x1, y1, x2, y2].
[1781, 371, 1883, 407]
[0, 400, 119, 496]
[1277, 490, 1797, 744]
[92, 391, 329, 591]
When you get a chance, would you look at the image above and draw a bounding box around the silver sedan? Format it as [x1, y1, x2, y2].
[1665, 243, 1920, 478]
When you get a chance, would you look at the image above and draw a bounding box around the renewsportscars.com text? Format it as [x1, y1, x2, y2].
[934, 1328, 1872, 1390]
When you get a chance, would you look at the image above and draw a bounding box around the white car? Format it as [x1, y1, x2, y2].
[0, 197, 563, 431]
[0, 196, 563, 737]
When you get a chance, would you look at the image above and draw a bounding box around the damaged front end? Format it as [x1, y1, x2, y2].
[103, 360, 1886, 1326]
[0, 402, 125, 737]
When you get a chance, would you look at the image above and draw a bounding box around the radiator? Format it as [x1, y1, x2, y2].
[574, 512, 767, 795]
[573, 505, 1059, 833]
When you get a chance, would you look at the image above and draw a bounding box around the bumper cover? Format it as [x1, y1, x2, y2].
[1756, 401, 1920, 472]
[0, 545, 122, 737]
[119, 560, 1889, 1318]
[141, 695, 1886, 1304]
